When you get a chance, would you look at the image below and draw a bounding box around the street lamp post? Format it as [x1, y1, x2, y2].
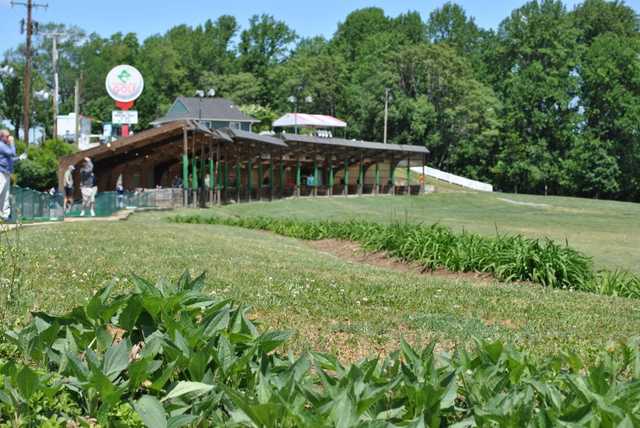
[288, 93, 313, 135]
[383, 88, 390, 144]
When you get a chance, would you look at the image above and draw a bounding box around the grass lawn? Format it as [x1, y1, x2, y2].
[207, 192, 640, 272]
[6, 192, 640, 363]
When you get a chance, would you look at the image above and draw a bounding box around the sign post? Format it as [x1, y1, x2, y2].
[105, 65, 144, 137]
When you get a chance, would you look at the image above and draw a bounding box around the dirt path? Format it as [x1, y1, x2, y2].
[307, 239, 498, 285]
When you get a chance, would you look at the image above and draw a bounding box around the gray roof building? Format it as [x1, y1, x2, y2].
[152, 97, 260, 129]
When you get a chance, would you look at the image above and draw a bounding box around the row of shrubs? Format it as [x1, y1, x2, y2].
[2, 273, 640, 426]
[171, 215, 640, 298]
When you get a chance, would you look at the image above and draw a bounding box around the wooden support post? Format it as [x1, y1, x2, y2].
[295, 157, 301, 197]
[375, 162, 380, 195]
[343, 159, 349, 196]
[182, 128, 189, 206]
[247, 159, 253, 202]
[328, 159, 334, 197]
[269, 157, 274, 201]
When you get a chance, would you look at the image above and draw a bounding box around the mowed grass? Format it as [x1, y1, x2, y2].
[8, 204, 640, 363]
[208, 192, 640, 272]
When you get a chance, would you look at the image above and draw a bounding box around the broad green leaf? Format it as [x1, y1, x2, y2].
[162, 381, 214, 402]
[134, 395, 167, 428]
[102, 339, 130, 379]
[16, 366, 40, 400]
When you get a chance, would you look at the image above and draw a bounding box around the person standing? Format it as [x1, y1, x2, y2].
[63, 164, 75, 213]
[116, 174, 125, 209]
[79, 157, 96, 217]
[0, 130, 27, 221]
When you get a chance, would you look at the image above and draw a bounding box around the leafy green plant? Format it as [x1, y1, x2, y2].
[2, 272, 640, 426]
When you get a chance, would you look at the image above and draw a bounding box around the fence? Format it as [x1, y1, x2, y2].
[9, 187, 64, 222]
[8, 187, 183, 222]
[412, 166, 493, 192]
[66, 188, 183, 217]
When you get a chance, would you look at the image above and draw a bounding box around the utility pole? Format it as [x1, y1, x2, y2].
[48, 32, 65, 139]
[383, 88, 390, 144]
[74, 75, 81, 149]
[11, 0, 48, 145]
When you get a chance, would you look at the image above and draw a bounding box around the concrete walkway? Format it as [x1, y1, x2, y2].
[1, 209, 136, 232]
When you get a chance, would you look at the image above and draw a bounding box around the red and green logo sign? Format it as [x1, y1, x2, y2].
[105, 65, 144, 103]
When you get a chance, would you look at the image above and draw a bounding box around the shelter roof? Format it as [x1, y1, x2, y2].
[281, 134, 429, 154]
[152, 97, 260, 125]
[273, 113, 347, 128]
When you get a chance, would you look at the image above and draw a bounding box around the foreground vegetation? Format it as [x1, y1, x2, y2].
[3, 272, 640, 427]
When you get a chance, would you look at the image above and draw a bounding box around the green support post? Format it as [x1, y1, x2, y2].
[235, 163, 241, 202]
[182, 153, 189, 193]
[191, 157, 198, 207]
[224, 161, 229, 191]
[296, 158, 301, 197]
[209, 158, 214, 205]
[343, 161, 349, 196]
[279, 160, 285, 197]
[358, 159, 364, 196]
[375, 162, 380, 195]
[328, 159, 334, 196]
[192, 158, 198, 191]
[406, 160, 411, 195]
[390, 161, 396, 195]
[269, 158, 274, 200]
[313, 159, 318, 197]
[247, 159, 253, 201]
[258, 159, 263, 200]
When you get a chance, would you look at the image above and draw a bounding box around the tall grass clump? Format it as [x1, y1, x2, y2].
[2, 272, 640, 426]
[0, 222, 26, 324]
[170, 214, 640, 298]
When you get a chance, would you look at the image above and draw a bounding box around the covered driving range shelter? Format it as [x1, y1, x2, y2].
[58, 120, 429, 206]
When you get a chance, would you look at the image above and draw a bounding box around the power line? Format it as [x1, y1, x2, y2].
[11, 0, 48, 145]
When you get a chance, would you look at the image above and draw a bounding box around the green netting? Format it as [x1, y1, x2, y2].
[66, 190, 171, 217]
[8, 187, 179, 221]
[9, 187, 65, 222]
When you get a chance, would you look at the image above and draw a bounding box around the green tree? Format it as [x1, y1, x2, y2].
[15, 139, 75, 190]
[239, 15, 296, 76]
[572, 0, 638, 44]
[561, 136, 620, 198]
[389, 43, 501, 179]
[199, 72, 262, 106]
[492, 0, 581, 194]
[580, 33, 640, 199]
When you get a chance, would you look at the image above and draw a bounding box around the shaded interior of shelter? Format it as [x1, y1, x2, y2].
[58, 121, 429, 205]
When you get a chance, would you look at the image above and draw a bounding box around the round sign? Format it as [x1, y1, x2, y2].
[105, 64, 144, 103]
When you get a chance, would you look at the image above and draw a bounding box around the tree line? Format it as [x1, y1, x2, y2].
[0, 0, 639, 200]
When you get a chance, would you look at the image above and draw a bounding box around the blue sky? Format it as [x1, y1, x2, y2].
[0, 0, 638, 54]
